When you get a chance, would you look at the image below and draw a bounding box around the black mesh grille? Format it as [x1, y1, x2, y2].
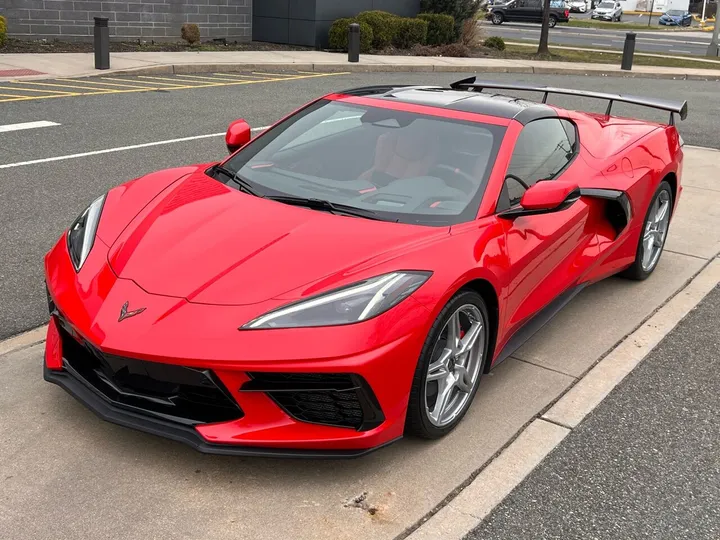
[243, 372, 384, 431]
[57, 323, 243, 425]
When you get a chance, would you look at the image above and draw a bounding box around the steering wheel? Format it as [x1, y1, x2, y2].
[504, 173, 530, 189]
[432, 164, 477, 195]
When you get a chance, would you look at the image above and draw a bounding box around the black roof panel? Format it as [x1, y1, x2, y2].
[341, 85, 558, 123]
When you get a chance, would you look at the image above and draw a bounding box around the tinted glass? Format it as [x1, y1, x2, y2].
[666, 10, 684, 15]
[598, 2, 614, 7]
[505, 119, 575, 188]
[222, 100, 506, 226]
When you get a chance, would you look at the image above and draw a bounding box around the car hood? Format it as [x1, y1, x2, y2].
[107, 170, 448, 306]
[594, 8, 612, 12]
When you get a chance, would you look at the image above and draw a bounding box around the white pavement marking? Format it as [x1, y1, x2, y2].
[669, 49, 693, 54]
[408, 256, 720, 540]
[0, 126, 269, 169]
[0, 120, 60, 133]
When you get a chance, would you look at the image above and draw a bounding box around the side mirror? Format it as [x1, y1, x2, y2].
[225, 119, 252, 154]
[499, 180, 580, 220]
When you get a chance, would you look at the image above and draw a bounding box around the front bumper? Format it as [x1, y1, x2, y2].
[43, 234, 430, 457]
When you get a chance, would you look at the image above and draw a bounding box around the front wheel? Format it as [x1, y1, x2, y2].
[405, 291, 490, 439]
[491, 12, 504, 24]
[548, 15, 558, 27]
[620, 181, 673, 280]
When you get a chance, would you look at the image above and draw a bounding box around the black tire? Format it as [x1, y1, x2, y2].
[617, 15, 622, 21]
[620, 180, 673, 281]
[491, 12, 504, 24]
[548, 15, 557, 28]
[405, 290, 490, 439]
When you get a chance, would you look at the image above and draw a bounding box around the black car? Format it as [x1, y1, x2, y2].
[487, 0, 570, 27]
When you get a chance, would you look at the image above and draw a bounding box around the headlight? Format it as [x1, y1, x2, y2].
[67, 194, 105, 271]
[242, 271, 431, 329]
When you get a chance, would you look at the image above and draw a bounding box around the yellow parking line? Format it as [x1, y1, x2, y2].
[0, 85, 75, 95]
[58, 78, 154, 89]
[171, 74, 258, 82]
[11, 80, 118, 93]
[0, 72, 348, 103]
[0, 93, 32, 99]
[251, 71, 296, 77]
[213, 72, 279, 79]
[101, 77, 184, 87]
[137, 75, 216, 85]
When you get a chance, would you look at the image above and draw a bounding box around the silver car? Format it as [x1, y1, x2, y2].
[592, 0, 622, 20]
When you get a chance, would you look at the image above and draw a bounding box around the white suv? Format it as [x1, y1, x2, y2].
[592, 1, 622, 21]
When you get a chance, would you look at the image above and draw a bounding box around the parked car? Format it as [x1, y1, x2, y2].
[568, 0, 593, 12]
[591, 0, 623, 20]
[488, 0, 570, 27]
[659, 9, 693, 25]
[43, 76, 687, 457]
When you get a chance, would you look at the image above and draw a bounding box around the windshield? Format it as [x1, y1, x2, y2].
[598, 2, 614, 8]
[221, 99, 506, 226]
[666, 9, 684, 15]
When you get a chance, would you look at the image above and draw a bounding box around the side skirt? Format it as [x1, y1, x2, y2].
[492, 283, 587, 367]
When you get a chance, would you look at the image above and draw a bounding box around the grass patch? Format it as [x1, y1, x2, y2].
[564, 19, 694, 31]
[504, 42, 720, 69]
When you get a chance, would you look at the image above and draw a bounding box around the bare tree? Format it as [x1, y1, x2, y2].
[537, 0, 551, 55]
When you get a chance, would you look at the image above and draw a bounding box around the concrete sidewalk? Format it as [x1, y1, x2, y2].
[2, 50, 720, 81]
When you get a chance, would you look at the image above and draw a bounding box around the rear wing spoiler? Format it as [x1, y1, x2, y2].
[449, 77, 688, 125]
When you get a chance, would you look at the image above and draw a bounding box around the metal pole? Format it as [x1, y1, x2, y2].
[647, 0, 654, 27]
[621, 32, 636, 70]
[93, 17, 110, 70]
[348, 23, 360, 63]
[701, 0, 707, 22]
[707, 12, 720, 56]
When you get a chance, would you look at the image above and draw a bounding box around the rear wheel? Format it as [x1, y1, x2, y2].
[620, 181, 672, 280]
[406, 291, 490, 439]
[548, 15, 558, 27]
[492, 12, 504, 24]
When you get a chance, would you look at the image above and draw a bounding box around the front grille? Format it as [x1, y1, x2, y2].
[242, 372, 384, 431]
[57, 323, 243, 425]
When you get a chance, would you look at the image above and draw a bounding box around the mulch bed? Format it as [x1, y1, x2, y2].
[0, 38, 314, 54]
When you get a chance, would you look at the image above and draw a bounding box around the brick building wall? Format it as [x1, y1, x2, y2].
[1, 0, 252, 41]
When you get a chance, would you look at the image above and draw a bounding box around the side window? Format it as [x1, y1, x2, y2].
[497, 119, 577, 210]
[506, 118, 575, 187]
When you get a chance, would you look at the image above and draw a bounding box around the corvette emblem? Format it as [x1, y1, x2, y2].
[118, 301, 146, 322]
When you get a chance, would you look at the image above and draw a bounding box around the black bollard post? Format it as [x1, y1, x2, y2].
[348, 23, 360, 63]
[94, 17, 110, 70]
[621, 32, 636, 71]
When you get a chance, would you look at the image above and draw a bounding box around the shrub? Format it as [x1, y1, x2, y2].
[328, 18, 373, 54]
[181, 23, 200, 45]
[391, 17, 428, 49]
[356, 10, 398, 49]
[484, 36, 505, 51]
[417, 13, 455, 45]
[420, 0, 481, 36]
[459, 18, 480, 47]
[0, 15, 7, 47]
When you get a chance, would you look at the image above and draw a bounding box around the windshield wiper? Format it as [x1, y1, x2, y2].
[266, 195, 386, 221]
[211, 165, 264, 198]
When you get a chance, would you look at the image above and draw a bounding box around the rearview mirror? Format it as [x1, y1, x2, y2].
[226, 119, 252, 154]
[499, 180, 580, 220]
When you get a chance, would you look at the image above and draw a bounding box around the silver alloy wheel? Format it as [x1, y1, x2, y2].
[641, 189, 671, 272]
[424, 304, 485, 427]
[492, 13, 503, 24]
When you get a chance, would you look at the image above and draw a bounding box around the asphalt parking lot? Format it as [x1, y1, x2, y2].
[1, 71, 719, 540]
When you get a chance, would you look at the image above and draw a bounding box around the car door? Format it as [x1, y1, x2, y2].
[503, 0, 523, 21]
[524, 0, 544, 21]
[497, 118, 599, 338]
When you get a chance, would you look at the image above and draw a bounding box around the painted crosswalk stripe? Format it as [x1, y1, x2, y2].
[0, 121, 61, 133]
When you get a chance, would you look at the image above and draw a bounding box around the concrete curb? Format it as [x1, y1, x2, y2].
[60, 62, 720, 81]
[403, 256, 720, 540]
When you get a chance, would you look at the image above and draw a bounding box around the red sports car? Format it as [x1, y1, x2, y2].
[44, 78, 687, 457]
